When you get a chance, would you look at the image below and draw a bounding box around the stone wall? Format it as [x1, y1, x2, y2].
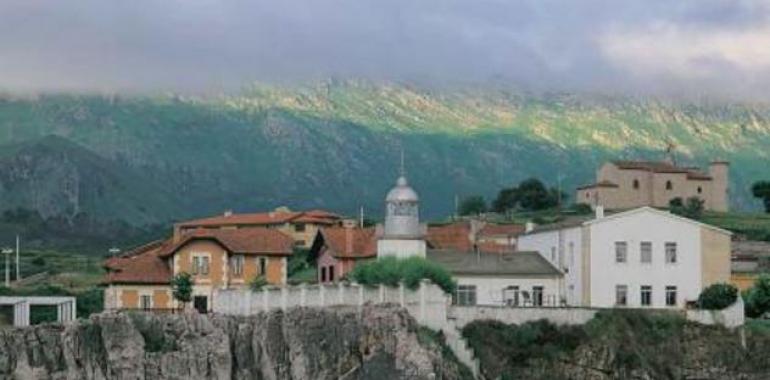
[686, 296, 745, 329]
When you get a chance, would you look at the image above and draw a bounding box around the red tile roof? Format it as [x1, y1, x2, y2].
[177, 209, 342, 228]
[320, 227, 377, 259]
[104, 240, 172, 285]
[160, 228, 294, 257]
[576, 180, 620, 190]
[427, 222, 474, 252]
[479, 224, 525, 237]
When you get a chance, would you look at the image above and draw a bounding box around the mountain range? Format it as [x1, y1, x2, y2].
[0, 79, 768, 226]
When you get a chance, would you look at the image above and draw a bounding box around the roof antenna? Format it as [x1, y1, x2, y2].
[400, 148, 405, 178]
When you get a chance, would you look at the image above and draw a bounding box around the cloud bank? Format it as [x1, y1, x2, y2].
[0, 0, 768, 99]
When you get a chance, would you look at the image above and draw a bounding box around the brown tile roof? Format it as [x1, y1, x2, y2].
[320, 227, 377, 259]
[160, 228, 294, 257]
[611, 160, 712, 180]
[104, 241, 172, 285]
[427, 222, 473, 252]
[177, 209, 341, 228]
[576, 180, 619, 190]
[479, 224, 525, 237]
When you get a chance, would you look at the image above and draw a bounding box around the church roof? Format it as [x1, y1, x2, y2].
[386, 176, 419, 202]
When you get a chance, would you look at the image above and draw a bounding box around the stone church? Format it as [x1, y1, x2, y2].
[576, 159, 729, 212]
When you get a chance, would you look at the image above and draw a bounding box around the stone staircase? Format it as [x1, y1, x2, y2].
[442, 318, 482, 379]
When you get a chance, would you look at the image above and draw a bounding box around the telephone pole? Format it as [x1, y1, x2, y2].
[15, 235, 19, 281]
[2, 247, 12, 287]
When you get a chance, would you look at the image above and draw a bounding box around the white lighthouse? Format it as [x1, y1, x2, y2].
[377, 162, 427, 258]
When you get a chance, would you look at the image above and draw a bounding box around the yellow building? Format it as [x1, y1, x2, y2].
[175, 207, 342, 248]
[103, 228, 293, 313]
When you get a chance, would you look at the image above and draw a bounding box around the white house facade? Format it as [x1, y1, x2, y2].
[518, 207, 731, 309]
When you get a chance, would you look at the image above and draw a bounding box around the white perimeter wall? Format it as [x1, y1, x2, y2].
[455, 275, 561, 306]
[518, 227, 583, 306]
[588, 211, 702, 308]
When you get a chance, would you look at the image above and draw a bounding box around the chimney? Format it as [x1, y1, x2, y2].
[595, 205, 605, 219]
[223, 210, 233, 217]
[525, 221, 535, 233]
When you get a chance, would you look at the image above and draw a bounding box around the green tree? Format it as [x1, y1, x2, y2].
[745, 274, 770, 318]
[349, 257, 456, 293]
[517, 178, 560, 211]
[492, 188, 519, 213]
[697, 283, 737, 310]
[171, 272, 193, 310]
[752, 181, 770, 212]
[669, 197, 704, 219]
[459, 195, 487, 216]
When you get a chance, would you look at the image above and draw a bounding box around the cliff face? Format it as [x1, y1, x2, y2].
[0, 306, 470, 380]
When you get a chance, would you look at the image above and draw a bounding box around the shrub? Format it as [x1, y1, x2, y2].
[745, 274, 770, 318]
[697, 283, 738, 310]
[249, 275, 268, 292]
[348, 257, 456, 293]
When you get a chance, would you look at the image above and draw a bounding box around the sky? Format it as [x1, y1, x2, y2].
[0, 0, 769, 100]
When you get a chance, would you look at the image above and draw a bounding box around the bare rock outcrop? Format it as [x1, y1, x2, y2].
[0, 305, 470, 380]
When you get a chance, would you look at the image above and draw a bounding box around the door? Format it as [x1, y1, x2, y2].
[193, 296, 208, 314]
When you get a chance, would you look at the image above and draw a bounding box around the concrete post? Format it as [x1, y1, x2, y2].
[245, 290, 253, 315]
[14, 301, 29, 327]
[300, 283, 307, 307]
[419, 280, 427, 323]
[319, 284, 326, 306]
[262, 288, 269, 312]
[357, 283, 364, 307]
[337, 282, 345, 305]
[378, 284, 385, 303]
[399, 282, 405, 307]
[281, 287, 288, 311]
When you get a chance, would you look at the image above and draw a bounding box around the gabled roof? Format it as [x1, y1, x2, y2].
[319, 227, 377, 259]
[427, 222, 474, 252]
[177, 209, 341, 228]
[104, 240, 173, 285]
[583, 206, 732, 235]
[611, 160, 712, 180]
[159, 228, 294, 257]
[427, 250, 561, 277]
[478, 223, 525, 237]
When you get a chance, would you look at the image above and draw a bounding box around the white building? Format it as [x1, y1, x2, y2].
[427, 250, 562, 307]
[518, 207, 731, 309]
[377, 173, 427, 258]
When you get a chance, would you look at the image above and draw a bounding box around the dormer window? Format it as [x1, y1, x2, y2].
[632, 179, 640, 189]
[666, 180, 673, 190]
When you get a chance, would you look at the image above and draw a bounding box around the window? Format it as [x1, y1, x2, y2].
[615, 242, 627, 263]
[665, 242, 677, 264]
[328, 266, 335, 282]
[295, 223, 306, 232]
[532, 286, 544, 306]
[641, 286, 652, 306]
[633, 179, 640, 189]
[666, 180, 673, 190]
[230, 255, 244, 276]
[640, 242, 652, 263]
[454, 285, 477, 306]
[294, 240, 305, 246]
[697, 186, 702, 194]
[615, 285, 628, 306]
[192, 256, 209, 275]
[503, 286, 519, 306]
[666, 286, 677, 306]
[321, 267, 327, 282]
[140, 295, 152, 310]
[258, 257, 267, 275]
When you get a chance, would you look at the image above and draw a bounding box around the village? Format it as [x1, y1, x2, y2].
[101, 156, 747, 316]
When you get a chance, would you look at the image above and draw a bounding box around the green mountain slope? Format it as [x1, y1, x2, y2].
[0, 80, 768, 225]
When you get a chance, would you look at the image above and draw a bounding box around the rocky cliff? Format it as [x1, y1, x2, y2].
[0, 305, 471, 380]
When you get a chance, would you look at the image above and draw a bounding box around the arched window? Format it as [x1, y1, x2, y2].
[697, 186, 702, 194]
[666, 180, 673, 190]
[633, 179, 640, 189]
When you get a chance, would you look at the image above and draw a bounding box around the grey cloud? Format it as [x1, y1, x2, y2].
[0, 0, 768, 99]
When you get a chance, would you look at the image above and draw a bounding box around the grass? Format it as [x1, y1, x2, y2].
[701, 211, 770, 241]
